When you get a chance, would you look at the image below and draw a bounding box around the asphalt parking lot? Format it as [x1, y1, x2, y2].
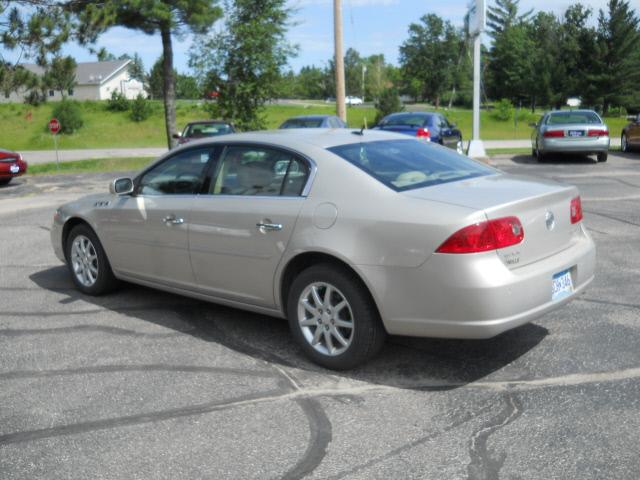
[1, 152, 639, 479]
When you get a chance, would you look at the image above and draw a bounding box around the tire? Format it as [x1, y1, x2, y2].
[456, 138, 464, 155]
[0, 178, 11, 186]
[536, 147, 545, 162]
[65, 224, 119, 295]
[287, 263, 386, 370]
[621, 134, 629, 153]
[597, 152, 608, 162]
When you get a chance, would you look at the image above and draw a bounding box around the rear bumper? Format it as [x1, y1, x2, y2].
[540, 136, 609, 154]
[358, 226, 596, 339]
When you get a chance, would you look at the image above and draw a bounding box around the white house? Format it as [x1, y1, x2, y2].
[2, 59, 146, 103]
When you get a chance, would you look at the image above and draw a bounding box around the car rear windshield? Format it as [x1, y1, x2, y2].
[281, 119, 324, 128]
[185, 123, 233, 137]
[378, 114, 431, 128]
[546, 112, 601, 125]
[328, 139, 494, 191]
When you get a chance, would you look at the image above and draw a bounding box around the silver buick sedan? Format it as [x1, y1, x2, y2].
[531, 109, 610, 162]
[51, 130, 596, 369]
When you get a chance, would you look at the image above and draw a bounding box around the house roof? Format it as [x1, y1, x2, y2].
[20, 59, 131, 85]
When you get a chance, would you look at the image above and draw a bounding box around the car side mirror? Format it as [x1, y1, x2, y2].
[449, 123, 456, 128]
[172, 133, 182, 139]
[109, 177, 134, 195]
[528, 122, 537, 128]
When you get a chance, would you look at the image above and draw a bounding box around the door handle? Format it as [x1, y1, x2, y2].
[256, 222, 283, 232]
[163, 215, 184, 225]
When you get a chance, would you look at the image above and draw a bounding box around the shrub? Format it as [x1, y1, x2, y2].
[374, 87, 404, 125]
[24, 90, 46, 106]
[130, 94, 152, 122]
[106, 90, 130, 111]
[604, 106, 627, 118]
[492, 98, 514, 121]
[51, 99, 84, 133]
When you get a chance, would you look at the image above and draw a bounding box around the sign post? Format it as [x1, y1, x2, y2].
[48, 118, 61, 169]
[467, 0, 487, 161]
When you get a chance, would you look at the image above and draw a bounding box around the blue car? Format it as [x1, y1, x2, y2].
[374, 112, 463, 154]
[279, 115, 347, 129]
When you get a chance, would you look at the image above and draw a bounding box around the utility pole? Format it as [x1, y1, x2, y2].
[334, 0, 346, 122]
[466, 0, 487, 160]
[361, 64, 366, 100]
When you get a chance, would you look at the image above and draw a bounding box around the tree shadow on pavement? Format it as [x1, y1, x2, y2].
[30, 266, 548, 391]
[511, 153, 599, 165]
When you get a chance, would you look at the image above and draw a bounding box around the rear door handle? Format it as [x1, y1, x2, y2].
[256, 222, 283, 232]
[163, 215, 184, 225]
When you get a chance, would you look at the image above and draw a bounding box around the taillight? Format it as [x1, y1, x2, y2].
[543, 130, 564, 138]
[570, 196, 583, 224]
[436, 216, 524, 254]
[416, 127, 430, 140]
[587, 129, 608, 137]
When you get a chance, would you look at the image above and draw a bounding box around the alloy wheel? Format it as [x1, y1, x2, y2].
[71, 235, 99, 287]
[297, 282, 354, 356]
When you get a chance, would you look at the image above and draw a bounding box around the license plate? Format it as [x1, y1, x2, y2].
[567, 130, 584, 137]
[552, 269, 573, 301]
[9, 164, 19, 173]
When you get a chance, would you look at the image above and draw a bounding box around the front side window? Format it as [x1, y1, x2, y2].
[138, 148, 212, 195]
[328, 139, 495, 191]
[210, 146, 310, 196]
[184, 123, 233, 138]
[281, 118, 323, 129]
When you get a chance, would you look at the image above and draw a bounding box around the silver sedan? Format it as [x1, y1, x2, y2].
[51, 130, 596, 369]
[531, 109, 610, 162]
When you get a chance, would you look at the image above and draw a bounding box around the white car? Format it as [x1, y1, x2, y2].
[345, 96, 363, 106]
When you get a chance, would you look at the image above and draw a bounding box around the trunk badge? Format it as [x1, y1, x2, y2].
[545, 211, 555, 231]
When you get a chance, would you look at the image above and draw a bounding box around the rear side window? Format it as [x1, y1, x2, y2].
[546, 112, 601, 125]
[185, 123, 233, 137]
[281, 118, 324, 128]
[328, 139, 494, 191]
[210, 146, 310, 196]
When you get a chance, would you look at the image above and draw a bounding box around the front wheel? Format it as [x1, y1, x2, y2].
[0, 178, 11, 186]
[65, 224, 119, 295]
[456, 138, 464, 155]
[287, 264, 386, 370]
[597, 152, 608, 162]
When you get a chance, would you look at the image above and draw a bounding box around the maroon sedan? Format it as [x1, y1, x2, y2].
[0, 149, 27, 185]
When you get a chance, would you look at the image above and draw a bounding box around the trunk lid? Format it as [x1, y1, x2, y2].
[404, 173, 582, 268]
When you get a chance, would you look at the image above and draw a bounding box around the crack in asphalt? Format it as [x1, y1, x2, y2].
[0, 325, 185, 338]
[1, 304, 203, 317]
[466, 393, 523, 480]
[584, 209, 640, 228]
[325, 401, 497, 480]
[0, 364, 280, 381]
[578, 297, 640, 311]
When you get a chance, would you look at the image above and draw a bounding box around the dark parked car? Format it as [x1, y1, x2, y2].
[173, 120, 235, 147]
[621, 113, 640, 153]
[0, 148, 27, 186]
[279, 115, 347, 129]
[373, 112, 463, 154]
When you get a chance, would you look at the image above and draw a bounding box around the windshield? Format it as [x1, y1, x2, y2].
[281, 118, 324, 128]
[546, 112, 601, 125]
[184, 123, 233, 137]
[328, 139, 495, 191]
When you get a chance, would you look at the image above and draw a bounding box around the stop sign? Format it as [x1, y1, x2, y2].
[48, 118, 61, 135]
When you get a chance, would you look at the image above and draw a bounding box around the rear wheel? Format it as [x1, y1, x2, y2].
[287, 264, 386, 370]
[597, 152, 608, 162]
[65, 224, 119, 295]
[536, 145, 546, 162]
[621, 134, 629, 153]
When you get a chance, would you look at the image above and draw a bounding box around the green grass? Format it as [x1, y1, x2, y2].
[28, 157, 152, 175]
[0, 100, 630, 151]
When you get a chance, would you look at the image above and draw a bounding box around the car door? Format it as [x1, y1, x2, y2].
[631, 114, 640, 146]
[98, 147, 214, 288]
[188, 144, 312, 307]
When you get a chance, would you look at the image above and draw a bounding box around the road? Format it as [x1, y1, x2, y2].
[1, 152, 639, 479]
[20, 138, 623, 166]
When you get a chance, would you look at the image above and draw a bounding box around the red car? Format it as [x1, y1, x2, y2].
[0, 149, 27, 186]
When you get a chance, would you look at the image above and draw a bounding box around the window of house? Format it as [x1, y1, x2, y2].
[48, 90, 54, 97]
[68, 89, 74, 96]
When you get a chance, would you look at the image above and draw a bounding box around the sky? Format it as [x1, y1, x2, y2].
[1, 0, 619, 74]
